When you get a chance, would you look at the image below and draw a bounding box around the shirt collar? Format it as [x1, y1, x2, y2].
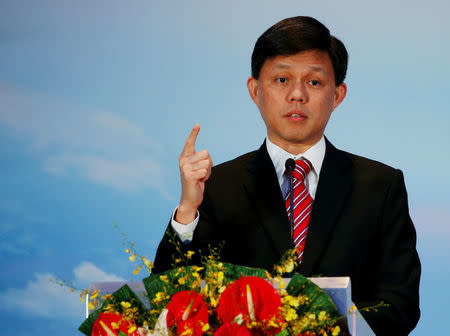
[265, 136, 326, 182]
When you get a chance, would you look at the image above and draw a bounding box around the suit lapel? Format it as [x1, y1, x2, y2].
[243, 142, 293, 260]
[300, 139, 353, 275]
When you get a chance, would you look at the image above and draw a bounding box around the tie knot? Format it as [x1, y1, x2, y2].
[292, 158, 312, 181]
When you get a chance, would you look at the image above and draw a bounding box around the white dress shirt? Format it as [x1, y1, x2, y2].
[266, 136, 325, 200]
[171, 136, 326, 243]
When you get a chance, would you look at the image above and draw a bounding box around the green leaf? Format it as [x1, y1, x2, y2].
[118, 332, 128, 336]
[286, 273, 339, 330]
[78, 284, 147, 336]
[143, 265, 200, 311]
[275, 330, 289, 336]
[78, 309, 100, 336]
[212, 262, 267, 282]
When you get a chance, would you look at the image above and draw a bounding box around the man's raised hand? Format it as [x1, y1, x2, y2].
[176, 124, 213, 224]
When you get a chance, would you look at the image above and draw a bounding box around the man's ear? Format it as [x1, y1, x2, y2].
[247, 76, 259, 107]
[333, 82, 347, 110]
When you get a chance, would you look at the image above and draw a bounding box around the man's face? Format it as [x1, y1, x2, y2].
[247, 49, 347, 153]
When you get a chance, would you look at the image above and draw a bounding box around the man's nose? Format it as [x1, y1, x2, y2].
[288, 81, 307, 103]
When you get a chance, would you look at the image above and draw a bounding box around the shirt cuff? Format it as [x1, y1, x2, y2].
[170, 206, 199, 243]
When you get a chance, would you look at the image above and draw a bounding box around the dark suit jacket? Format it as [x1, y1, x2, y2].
[154, 139, 421, 335]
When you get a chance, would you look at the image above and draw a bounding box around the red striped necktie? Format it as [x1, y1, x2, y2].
[285, 159, 313, 264]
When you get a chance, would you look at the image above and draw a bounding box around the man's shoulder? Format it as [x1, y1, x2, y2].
[347, 150, 398, 171]
[333, 145, 402, 181]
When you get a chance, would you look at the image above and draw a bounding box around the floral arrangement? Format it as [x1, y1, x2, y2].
[79, 245, 346, 336]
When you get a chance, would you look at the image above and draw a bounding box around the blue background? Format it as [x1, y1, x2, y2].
[1, 1, 449, 335]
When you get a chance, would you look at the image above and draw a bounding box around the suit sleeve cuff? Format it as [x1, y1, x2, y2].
[170, 206, 199, 243]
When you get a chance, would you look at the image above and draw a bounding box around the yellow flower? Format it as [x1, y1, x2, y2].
[178, 277, 186, 285]
[80, 289, 88, 302]
[129, 254, 136, 262]
[217, 271, 224, 282]
[277, 278, 287, 289]
[125, 248, 130, 253]
[185, 251, 195, 259]
[153, 292, 167, 303]
[181, 326, 194, 336]
[202, 323, 210, 332]
[285, 308, 298, 321]
[267, 318, 282, 328]
[318, 310, 327, 322]
[121, 301, 132, 309]
[203, 284, 209, 295]
[88, 302, 95, 310]
[283, 295, 300, 308]
[332, 326, 340, 336]
[210, 296, 218, 307]
[159, 275, 169, 282]
[128, 325, 137, 334]
[143, 258, 153, 268]
[111, 322, 120, 330]
[285, 260, 295, 273]
[133, 267, 141, 275]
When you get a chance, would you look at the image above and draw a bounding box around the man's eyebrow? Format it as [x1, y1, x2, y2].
[308, 65, 325, 73]
[271, 64, 326, 73]
[272, 64, 291, 70]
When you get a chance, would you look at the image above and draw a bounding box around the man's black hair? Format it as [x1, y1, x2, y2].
[251, 16, 348, 85]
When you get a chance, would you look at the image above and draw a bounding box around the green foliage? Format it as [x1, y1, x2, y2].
[79, 243, 345, 336]
[286, 273, 339, 328]
[78, 284, 148, 336]
[216, 262, 267, 282]
[142, 265, 202, 327]
[275, 329, 290, 336]
[143, 266, 198, 301]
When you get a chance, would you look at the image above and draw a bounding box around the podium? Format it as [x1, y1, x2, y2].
[86, 277, 374, 336]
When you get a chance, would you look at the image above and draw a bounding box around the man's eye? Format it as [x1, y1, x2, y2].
[277, 77, 287, 83]
[309, 80, 320, 86]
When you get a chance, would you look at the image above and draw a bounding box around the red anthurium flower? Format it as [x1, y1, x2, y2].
[217, 276, 283, 335]
[214, 323, 252, 336]
[92, 312, 139, 336]
[166, 290, 208, 336]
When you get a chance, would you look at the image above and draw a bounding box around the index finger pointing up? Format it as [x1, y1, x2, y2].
[181, 124, 200, 156]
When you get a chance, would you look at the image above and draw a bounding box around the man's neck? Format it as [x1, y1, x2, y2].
[267, 136, 322, 155]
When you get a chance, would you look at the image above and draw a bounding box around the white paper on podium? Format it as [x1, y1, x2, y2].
[87, 277, 374, 336]
[308, 277, 375, 336]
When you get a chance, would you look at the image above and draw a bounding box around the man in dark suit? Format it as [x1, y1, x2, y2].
[153, 16, 420, 335]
